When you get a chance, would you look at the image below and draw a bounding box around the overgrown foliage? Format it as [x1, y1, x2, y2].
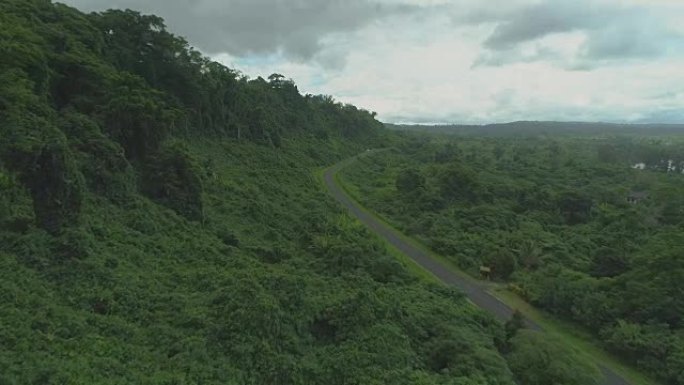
[0, 1, 527, 384]
[507, 330, 601, 385]
[341, 131, 684, 384]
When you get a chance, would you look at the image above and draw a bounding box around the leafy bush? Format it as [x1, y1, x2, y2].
[142, 141, 204, 221]
[507, 330, 601, 385]
[59, 111, 135, 202]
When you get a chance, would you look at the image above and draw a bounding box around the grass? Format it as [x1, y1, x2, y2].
[491, 289, 658, 385]
[383, 236, 442, 285]
[327, 151, 661, 385]
[328, 160, 482, 287]
[315, 160, 441, 285]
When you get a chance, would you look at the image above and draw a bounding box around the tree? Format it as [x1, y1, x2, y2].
[591, 247, 629, 277]
[498, 309, 526, 353]
[558, 191, 593, 225]
[505, 310, 525, 341]
[437, 163, 479, 202]
[99, 73, 178, 161]
[487, 251, 517, 280]
[142, 141, 204, 221]
[395, 168, 424, 195]
[268, 73, 285, 87]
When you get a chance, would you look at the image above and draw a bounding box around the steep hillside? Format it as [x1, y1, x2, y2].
[0, 1, 522, 384]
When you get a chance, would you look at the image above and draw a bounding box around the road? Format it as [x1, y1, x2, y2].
[323, 154, 631, 385]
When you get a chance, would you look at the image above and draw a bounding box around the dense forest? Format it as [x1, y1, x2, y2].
[0, 1, 608, 384]
[340, 131, 684, 384]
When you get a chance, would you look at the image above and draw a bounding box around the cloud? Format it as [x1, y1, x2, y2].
[578, 22, 677, 61]
[471, 0, 684, 67]
[320, 19, 684, 124]
[482, 2, 596, 50]
[61, 0, 421, 61]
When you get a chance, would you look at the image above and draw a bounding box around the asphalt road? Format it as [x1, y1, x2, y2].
[323, 154, 631, 385]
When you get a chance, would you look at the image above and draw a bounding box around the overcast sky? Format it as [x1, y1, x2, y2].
[62, 0, 684, 124]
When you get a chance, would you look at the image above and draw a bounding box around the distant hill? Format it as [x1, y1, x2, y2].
[386, 121, 684, 136]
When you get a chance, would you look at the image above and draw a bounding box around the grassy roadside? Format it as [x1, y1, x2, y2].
[326, 153, 660, 385]
[331, 164, 483, 286]
[490, 289, 657, 385]
[314, 163, 441, 285]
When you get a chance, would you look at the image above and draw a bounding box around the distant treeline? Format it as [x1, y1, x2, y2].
[387, 121, 684, 136]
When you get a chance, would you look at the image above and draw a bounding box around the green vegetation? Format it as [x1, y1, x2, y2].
[0, 1, 536, 384]
[340, 131, 684, 384]
[507, 330, 601, 385]
[3, 1, 671, 384]
[492, 288, 657, 385]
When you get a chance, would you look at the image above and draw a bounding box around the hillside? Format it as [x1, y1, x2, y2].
[0, 1, 536, 384]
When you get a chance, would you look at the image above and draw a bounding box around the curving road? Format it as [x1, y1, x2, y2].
[323, 154, 631, 385]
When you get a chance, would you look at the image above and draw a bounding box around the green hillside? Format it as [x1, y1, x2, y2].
[0, 1, 542, 384]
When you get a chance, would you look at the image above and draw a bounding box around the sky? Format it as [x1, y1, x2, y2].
[61, 0, 684, 124]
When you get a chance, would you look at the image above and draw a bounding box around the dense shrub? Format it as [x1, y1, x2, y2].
[142, 142, 204, 221]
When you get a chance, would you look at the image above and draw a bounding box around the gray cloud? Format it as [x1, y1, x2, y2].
[62, 0, 681, 70]
[61, 0, 418, 60]
[469, 1, 684, 67]
[482, 2, 598, 50]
